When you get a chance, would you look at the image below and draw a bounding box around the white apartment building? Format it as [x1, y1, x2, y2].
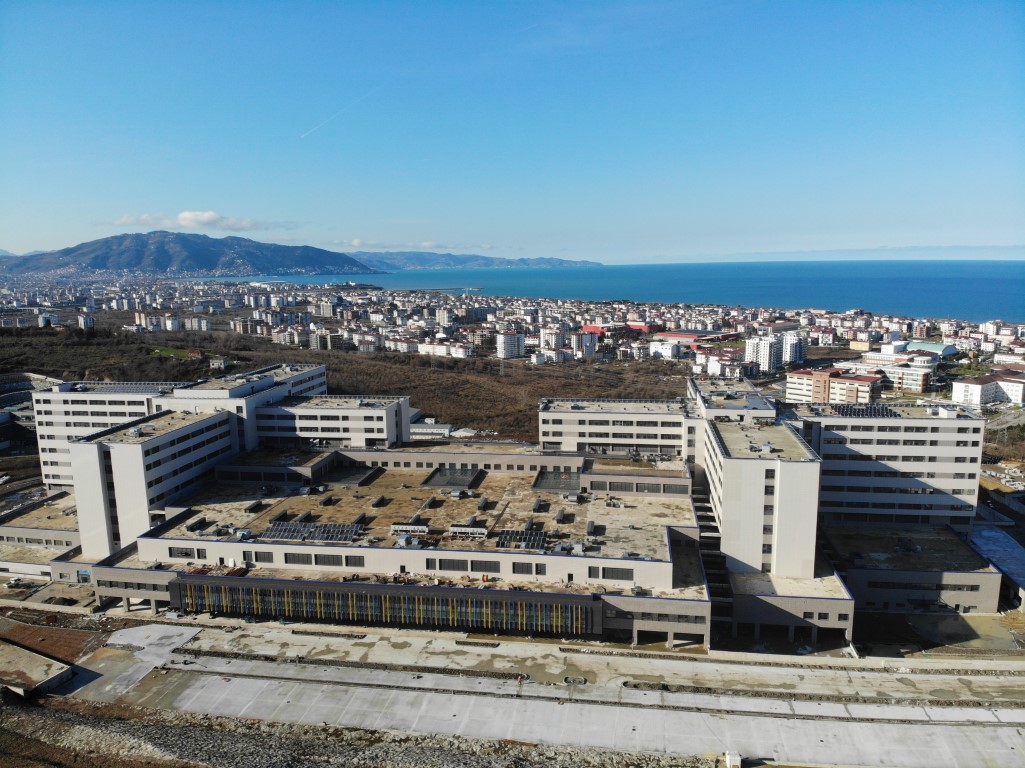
[780, 332, 808, 365]
[744, 335, 782, 374]
[496, 331, 526, 359]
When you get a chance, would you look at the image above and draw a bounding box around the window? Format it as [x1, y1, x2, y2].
[315, 554, 345, 566]
[588, 566, 600, 578]
[762, 544, 772, 554]
[512, 562, 532, 575]
[802, 612, 813, 619]
[764, 469, 775, 479]
[602, 567, 635, 581]
[838, 613, 849, 621]
[168, 546, 195, 559]
[284, 552, 313, 565]
[438, 558, 469, 571]
[818, 612, 829, 620]
[534, 563, 546, 576]
[764, 485, 775, 495]
[471, 560, 500, 574]
[252, 551, 274, 563]
[345, 555, 365, 567]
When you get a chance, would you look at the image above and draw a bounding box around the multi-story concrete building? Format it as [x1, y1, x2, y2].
[951, 371, 1025, 408]
[744, 335, 782, 374]
[69, 410, 239, 558]
[785, 368, 882, 404]
[33, 364, 327, 488]
[495, 331, 526, 359]
[538, 399, 691, 458]
[789, 403, 984, 531]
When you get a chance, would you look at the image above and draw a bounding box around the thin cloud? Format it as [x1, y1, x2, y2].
[113, 211, 296, 232]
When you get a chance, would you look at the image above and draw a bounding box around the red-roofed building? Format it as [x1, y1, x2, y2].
[785, 367, 882, 404]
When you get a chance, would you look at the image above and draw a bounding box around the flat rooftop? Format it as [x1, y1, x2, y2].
[45, 381, 180, 395]
[825, 526, 993, 572]
[711, 420, 816, 462]
[273, 395, 403, 410]
[0, 542, 68, 566]
[731, 560, 851, 600]
[156, 468, 696, 566]
[83, 409, 218, 444]
[185, 364, 323, 392]
[0, 493, 78, 531]
[693, 378, 774, 412]
[971, 525, 1025, 586]
[792, 403, 982, 421]
[539, 399, 689, 416]
[0, 640, 69, 693]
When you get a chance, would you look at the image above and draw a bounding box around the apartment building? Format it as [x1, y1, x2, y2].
[785, 368, 882, 404]
[495, 331, 526, 359]
[744, 335, 782, 374]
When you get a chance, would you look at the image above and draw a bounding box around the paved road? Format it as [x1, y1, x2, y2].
[62, 624, 1025, 767]
[128, 664, 1024, 768]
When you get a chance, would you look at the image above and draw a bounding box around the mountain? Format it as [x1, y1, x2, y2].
[350, 251, 602, 270]
[0, 249, 20, 258]
[0, 232, 379, 277]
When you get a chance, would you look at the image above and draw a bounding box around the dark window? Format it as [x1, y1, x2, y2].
[345, 555, 365, 567]
[315, 554, 345, 566]
[470, 560, 500, 574]
[601, 567, 635, 581]
[284, 552, 313, 565]
[512, 562, 532, 575]
[438, 558, 469, 572]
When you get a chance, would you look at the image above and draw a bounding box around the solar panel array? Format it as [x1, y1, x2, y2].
[496, 529, 549, 551]
[264, 521, 363, 542]
[829, 404, 901, 419]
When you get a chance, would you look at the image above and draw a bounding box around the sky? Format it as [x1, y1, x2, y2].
[1, 1, 1023, 263]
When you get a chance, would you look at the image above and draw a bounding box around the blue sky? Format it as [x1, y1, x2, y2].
[1, 1, 1023, 263]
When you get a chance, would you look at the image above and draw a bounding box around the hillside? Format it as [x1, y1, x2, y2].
[351, 251, 602, 270]
[0, 232, 379, 278]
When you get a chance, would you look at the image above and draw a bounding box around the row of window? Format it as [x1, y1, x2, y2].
[824, 424, 980, 434]
[146, 428, 231, 471]
[2, 535, 74, 546]
[822, 454, 979, 464]
[866, 581, 981, 592]
[822, 470, 976, 479]
[801, 611, 849, 621]
[142, 418, 230, 457]
[541, 418, 680, 427]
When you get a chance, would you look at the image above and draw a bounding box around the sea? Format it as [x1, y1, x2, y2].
[243, 260, 1024, 323]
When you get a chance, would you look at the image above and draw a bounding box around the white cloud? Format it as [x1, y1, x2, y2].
[113, 211, 295, 232]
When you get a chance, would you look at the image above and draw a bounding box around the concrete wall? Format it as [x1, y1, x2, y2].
[841, 567, 1001, 613]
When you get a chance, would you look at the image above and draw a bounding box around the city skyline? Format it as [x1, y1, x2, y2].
[1, 1, 1023, 261]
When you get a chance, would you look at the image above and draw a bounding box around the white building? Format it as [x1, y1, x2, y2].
[951, 371, 1025, 408]
[744, 336, 782, 374]
[790, 403, 985, 532]
[496, 332, 526, 359]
